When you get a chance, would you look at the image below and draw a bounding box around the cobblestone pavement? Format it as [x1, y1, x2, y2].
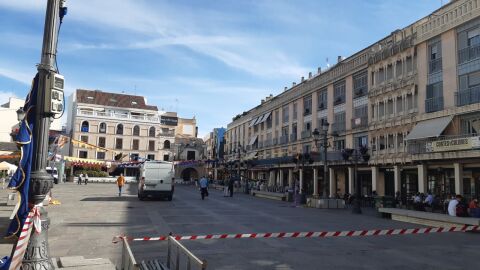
[1, 183, 479, 269]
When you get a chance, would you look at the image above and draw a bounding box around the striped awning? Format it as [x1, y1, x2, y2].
[64, 156, 108, 166]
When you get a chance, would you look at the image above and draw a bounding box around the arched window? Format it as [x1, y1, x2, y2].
[133, 125, 140, 136]
[163, 140, 171, 149]
[81, 121, 89, 132]
[99, 122, 106, 133]
[116, 124, 124, 135]
[149, 127, 156, 137]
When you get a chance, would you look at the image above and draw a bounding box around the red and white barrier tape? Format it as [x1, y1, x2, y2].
[9, 206, 42, 270]
[114, 225, 478, 242]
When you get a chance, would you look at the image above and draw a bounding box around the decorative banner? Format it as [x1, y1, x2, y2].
[430, 136, 480, 152]
[1, 74, 39, 270]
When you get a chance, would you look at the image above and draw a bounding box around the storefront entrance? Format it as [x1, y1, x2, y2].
[427, 168, 454, 199]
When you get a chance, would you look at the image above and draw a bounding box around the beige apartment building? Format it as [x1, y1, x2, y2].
[67, 89, 175, 162]
[225, 0, 480, 202]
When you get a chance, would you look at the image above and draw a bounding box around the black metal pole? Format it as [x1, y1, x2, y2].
[352, 150, 362, 214]
[22, 0, 60, 268]
[323, 131, 328, 198]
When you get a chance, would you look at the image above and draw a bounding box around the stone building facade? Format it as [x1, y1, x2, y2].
[67, 89, 175, 162]
[224, 0, 480, 201]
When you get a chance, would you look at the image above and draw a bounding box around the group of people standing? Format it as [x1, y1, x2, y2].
[196, 176, 236, 200]
[411, 192, 480, 217]
[77, 173, 88, 185]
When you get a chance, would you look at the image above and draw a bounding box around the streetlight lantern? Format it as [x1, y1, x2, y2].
[322, 120, 329, 132]
[16, 107, 25, 122]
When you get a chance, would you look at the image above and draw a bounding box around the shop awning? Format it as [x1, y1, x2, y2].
[257, 111, 271, 124]
[405, 116, 453, 140]
[248, 135, 258, 146]
[248, 117, 259, 127]
[243, 151, 258, 160]
[64, 156, 108, 166]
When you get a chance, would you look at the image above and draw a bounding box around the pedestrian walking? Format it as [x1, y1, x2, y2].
[199, 176, 209, 200]
[117, 173, 125, 196]
[84, 173, 89, 185]
[78, 173, 83, 185]
[223, 180, 229, 197]
[228, 177, 234, 197]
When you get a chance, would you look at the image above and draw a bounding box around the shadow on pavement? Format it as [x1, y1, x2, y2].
[81, 196, 138, 202]
[66, 222, 130, 227]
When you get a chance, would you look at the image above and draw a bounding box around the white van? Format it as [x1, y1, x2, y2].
[138, 161, 174, 201]
[46, 167, 59, 184]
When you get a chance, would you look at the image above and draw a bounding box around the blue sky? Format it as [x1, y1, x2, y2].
[0, 0, 441, 137]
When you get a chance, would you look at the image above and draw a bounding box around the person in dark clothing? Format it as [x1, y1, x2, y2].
[228, 177, 234, 197]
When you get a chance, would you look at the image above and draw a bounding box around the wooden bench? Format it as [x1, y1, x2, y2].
[252, 190, 286, 201]
[378, 208, 480, 227]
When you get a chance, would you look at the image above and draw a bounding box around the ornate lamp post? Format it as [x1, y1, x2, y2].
[313, 120, 330, 198]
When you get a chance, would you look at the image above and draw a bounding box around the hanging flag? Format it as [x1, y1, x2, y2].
[0, 74, 39, 270]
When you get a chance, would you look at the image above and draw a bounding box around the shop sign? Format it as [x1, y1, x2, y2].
[431, 136, 480, 152]
[160, 116, 178, 126]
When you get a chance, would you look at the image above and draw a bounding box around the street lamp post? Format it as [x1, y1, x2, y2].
[313, 120, 330, 198]
[342, 147, 369, 214]
[23, 0, 66, 268]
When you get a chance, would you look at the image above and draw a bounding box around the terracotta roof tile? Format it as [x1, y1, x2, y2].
[76, 89, 158, 111]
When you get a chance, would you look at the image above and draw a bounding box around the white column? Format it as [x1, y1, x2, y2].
[417, 164, 427, 193]
[313, 167, 318, 197]
[269, 171, 275, 186]
[329, 168, 335, 198]
[454, 163, 464, 195]
[299, 168, 304, 194]
[348, 167, 354, 195]
[371, 166, 379, 193]
[214, 168, 218, 180]
[394, 165, 401, 195]
[288, 169, 293, 188]
[279, 170, 284, 187]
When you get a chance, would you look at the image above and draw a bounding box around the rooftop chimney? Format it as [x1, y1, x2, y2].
[318, 67, 321, 74]
[337, 56, 343, 63]
[309, 72, 312, 78]
[301, 76, 305, 82]
[292, 82, 296, 87]
[284, 86, 288, 91]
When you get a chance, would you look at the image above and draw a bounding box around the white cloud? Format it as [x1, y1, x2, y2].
[0, 67, 33, 85]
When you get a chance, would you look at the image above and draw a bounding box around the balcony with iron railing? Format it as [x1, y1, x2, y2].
[301, 130, 312, 139]
[428, 58, 442, 74]
[272, 138, 278, 146]
[351, 116, 368, 129]
[290, 133, 297, 142]
[280, 135, 289, 144]
[77, 109, 159, 123]
[331, 121, 346, 134]
[334, 96, 345, 106]
[458, 44, 480, 64]
[263, 139, 272, 148]
[425, 96, 444, 113]
[455, 85, 480, 107]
